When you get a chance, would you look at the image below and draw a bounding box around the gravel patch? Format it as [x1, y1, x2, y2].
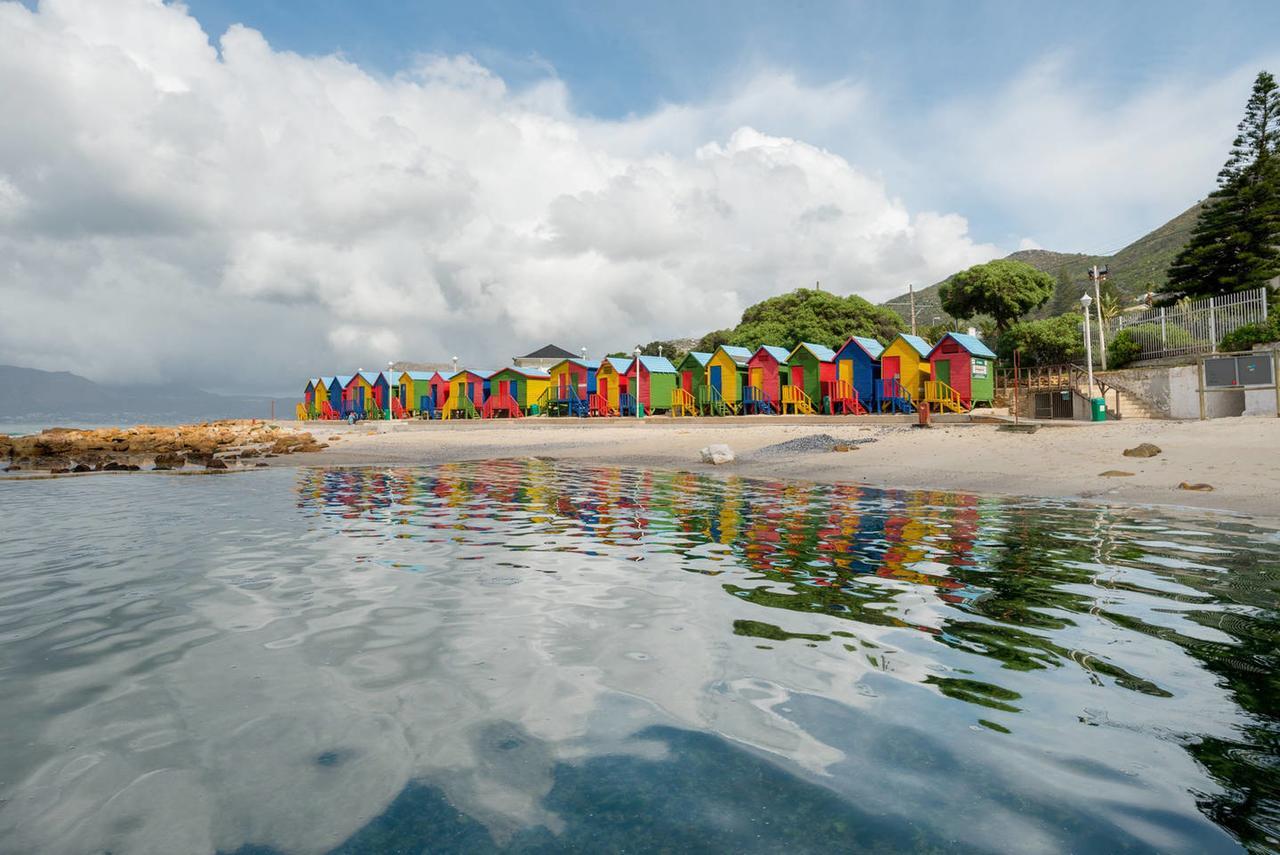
[755, 433, 880, 455]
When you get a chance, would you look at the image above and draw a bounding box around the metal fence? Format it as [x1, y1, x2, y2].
[1099, 287, 1269, 363]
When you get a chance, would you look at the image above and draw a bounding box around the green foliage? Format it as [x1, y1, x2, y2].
[1220, 318, 1280, 352]
[699, 288, 901, 352]
[939, 259, 1055, 332]
[1108, 330, 1142, 368]
[1165, 70, 1280, 298]
[995, 313, 1086, 366]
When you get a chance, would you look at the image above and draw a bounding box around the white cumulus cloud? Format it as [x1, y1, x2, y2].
[1, 0, 1007, 392]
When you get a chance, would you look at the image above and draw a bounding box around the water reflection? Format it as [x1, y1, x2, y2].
[0, 462, 1275, 854]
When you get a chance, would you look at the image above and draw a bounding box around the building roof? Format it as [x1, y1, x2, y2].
[429, 370, 459, 381]
[519, 344, 577, 360]
[715, 345, 753, 365]
[753, 345, 791, 363]
[333, 375, 353, 387]
[932, 332, 997, 360]
[599, 356, 632, 373]
[455, 368, 493, 380]
[550, 358, 600, 371]
[318, 376, 335, 387]
[631, 355, 677, 374]
[680, 351, 712, 367]
[489, 366, 551, 379]
[893, 334, 933, 358]
[788, 342, 837, 362]
[400, 370, 435, 381]
[356, 370, 381, 385]
[839, 336, 885, 360]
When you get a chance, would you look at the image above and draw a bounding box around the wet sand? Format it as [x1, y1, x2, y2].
[280, 415, 1280, 524]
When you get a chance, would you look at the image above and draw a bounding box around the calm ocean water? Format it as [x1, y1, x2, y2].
[0, 461, 1277, 854]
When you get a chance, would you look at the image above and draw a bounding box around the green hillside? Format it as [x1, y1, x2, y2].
[884, 201, 1205, 322]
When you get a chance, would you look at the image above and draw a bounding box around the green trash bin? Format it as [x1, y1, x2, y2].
[529, 404, 539, 415]
[1091, 397, 1107, 422]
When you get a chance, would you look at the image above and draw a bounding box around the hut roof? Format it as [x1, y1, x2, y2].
[489, 366, 550, 379]
[681, 351, 713, 367]
[840, 336, 885, 359]
[401, 371, 434, 381]
[931, 332, 996, 360]
[356, 370, 381, 385]
[600, 356, 632, 373]
[715, 345, 753, 365]
[334, 375, 354, 387]
[632, 355, 677, 374]
[788, 342, 837, 362]
[319, 376, 334, 386]
[519, 344, 577, 360]
[894, 334, 933, 358]
[754, 345, 791, 363]
[551, 358, 600, 371]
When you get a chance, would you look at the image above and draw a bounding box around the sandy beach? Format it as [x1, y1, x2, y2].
[278, 415, 1280, 523]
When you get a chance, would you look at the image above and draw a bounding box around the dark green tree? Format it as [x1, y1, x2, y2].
[721, 288, 900, 351]
[995, 313, 1087, 365]
[1165, 70, 1280, 297]
[938, 259, 1054, 333]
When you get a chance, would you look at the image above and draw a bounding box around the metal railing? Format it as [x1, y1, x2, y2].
[1101, 287, 1268, 362]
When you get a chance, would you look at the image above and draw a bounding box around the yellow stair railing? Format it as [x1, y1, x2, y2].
[295, 402, 309, 420]
[924, 380, 966, 413]
[781, 385, 815, 415]
[442, 394, 479, 420]
[670, 388, 697, 417]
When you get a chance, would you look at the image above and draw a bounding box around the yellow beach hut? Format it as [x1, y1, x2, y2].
[879, 334, 933, 413]
[706, 345, 753, 413]
[593, 356, 631, 416]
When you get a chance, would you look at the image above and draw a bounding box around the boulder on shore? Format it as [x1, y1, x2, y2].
[700, 444, 735, 465]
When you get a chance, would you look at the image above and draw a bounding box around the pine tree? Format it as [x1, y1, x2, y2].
[1165, 71, 1280, 298]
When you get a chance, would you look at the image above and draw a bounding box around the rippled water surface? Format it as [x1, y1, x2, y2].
[1, 460, 1278, 854]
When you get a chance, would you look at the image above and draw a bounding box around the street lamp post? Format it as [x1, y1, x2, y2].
[1081, 294, 1094, 396]
[633, 347, 642, 419]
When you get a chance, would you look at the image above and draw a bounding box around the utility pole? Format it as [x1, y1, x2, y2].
[909, 283, 917, 336]
[1089, 265, 1108, 370]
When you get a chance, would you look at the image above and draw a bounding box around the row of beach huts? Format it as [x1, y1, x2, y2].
[298, 332, 997, 421]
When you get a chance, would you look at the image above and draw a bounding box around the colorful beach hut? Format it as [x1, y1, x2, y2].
[487, 366, 550, 416]
[397, 371, 435, 417]
[302, 378, 320, 416]
[427, 371, 455, 415]
[593, 356, 631, 416]
[546, 358, 598, 416]
[879, 334, 933, 412]
[925, 333, 996, 411]
[315, 376, 337, 418]
[443, 369, 489, 419]
[343, 373, 376, 417]
[674, 351, 711, 415]
[834, 336, 884, 413]
[327, 376, 348, 416]
[785, 342, 837, 414]
[706, 345, 752, 413]
[746, 346, 789, 414]
[623, 355, 678, 415]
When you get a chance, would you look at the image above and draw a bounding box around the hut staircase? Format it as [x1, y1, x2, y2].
[588, 393, 618, 417]
[619, 392, 637, 417]
[420, 397, 437, 420]
[670, 388, 697, 417]
[698, 386, 734, 416]
[295, 402, 309, 420]
[391, 398, 408, 419]
[481, 393, 523, 419]
[879, 379, 915, 414]
[319, 400, 340, 420]
[924, 380, 966, 414]
[826, 380, 866, 415]
[743, 385, 776, 414]
[442, 395, 479, 420]
[780, 385, 815, 415]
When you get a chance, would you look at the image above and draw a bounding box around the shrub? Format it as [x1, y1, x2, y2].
[1108, 331, 1142, 368]
[995, 313, 1086, 366]
[1219, 318, 1280, 353]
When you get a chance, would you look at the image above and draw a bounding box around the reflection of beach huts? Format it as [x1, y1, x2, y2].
[546, 358, 597, 416]
[443, 369, 488, 419]
[784, 343, 836, 414]
[925, 333, 996, 412]
[592, 356, 631, 416]
[705, 345, 752, 414]
[622, 355, 678, 415]
[745, 346, 789, 414]
[834, 336, 884, 414]
[880, 334, 932, 413]
[485, 366, 549, 417]
[674, 351, 711, 416]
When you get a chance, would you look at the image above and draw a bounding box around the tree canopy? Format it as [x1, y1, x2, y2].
[995, 313, 1087, 366]
[938, 259, 1055, 332]
[695, 288, 901, 352]
[1165, 70, 1280, 298]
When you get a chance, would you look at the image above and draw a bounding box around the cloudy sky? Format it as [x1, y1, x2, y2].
[1, 1, 1278, 394]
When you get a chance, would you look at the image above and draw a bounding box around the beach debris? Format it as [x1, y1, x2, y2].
[1178, 482, 1214, 492]
[998, 424, 1039, 433]
[1099, 470, 1135, 477]
[1123, 443, 1162, 458]
[832, 444, 855, 452]
[700, 444, 735, 465]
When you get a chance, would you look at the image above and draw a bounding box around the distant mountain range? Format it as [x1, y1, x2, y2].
[884, 201, 1205, 322]
[0, 365, 281, 424]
